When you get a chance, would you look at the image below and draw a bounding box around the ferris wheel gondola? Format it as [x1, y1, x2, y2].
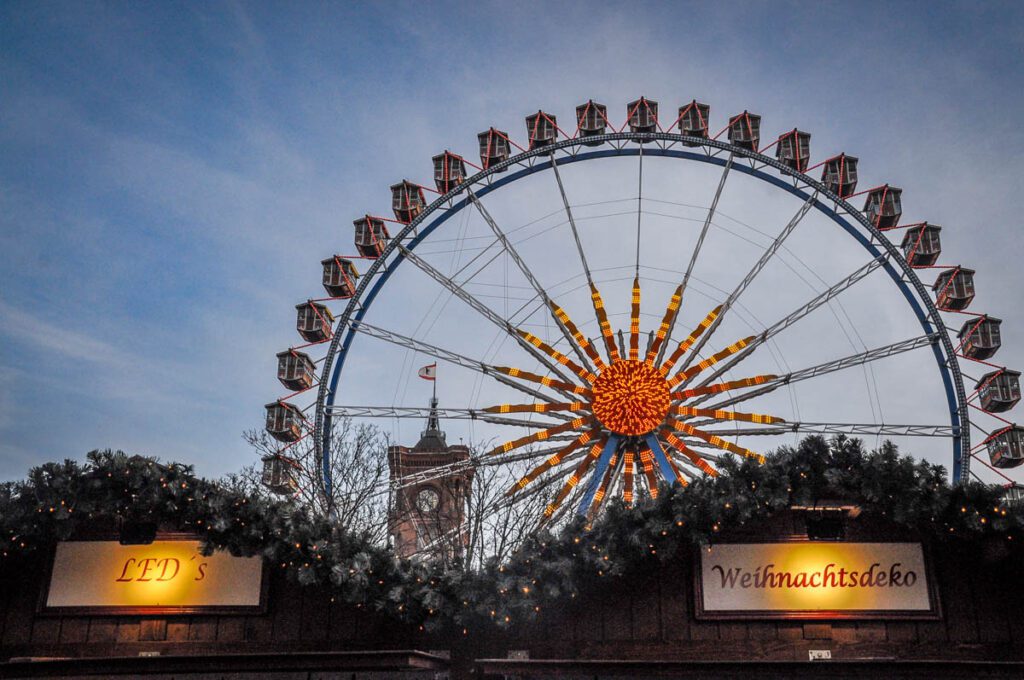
[260, 96, 1022, 540]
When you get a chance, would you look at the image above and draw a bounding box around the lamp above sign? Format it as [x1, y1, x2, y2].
[695, 542, 940, 620]
[41, 538, 266, 615]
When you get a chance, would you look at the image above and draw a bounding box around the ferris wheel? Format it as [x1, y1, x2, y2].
[261, 97, 1024, 528]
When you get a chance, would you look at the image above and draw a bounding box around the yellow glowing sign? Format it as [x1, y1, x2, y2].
[697, 542, 937, 619]
[44, 540, 265, 613]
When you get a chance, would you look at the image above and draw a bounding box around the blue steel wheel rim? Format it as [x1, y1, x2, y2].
[314, 132, 968, 502]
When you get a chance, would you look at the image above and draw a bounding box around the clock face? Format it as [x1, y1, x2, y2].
[415, 487, 440, 513]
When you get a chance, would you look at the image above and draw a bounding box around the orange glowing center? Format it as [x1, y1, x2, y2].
[590, 360, 671, 436]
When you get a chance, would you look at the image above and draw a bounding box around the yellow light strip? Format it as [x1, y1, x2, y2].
[543, 438, 606, 518]
[645, 284, 682, 366]
[551, 302, 605, 371]
[487, 417, 590, 456]
[508, 430, 596, 495]
[493, 366, 591, 396]
[670, 420, 766, 463]
[623, 451, 635, 505]
[673, 374, 776, 399]
[660, 306, 721, 375]
[483, 401, 586, 414]
[518, 330, 596, 383]
[660, 429, 718, 476]
[638, 445, 659, 499]
[590, 283, 621, 363]
[668, 335, 755, 388]
[665, 451, 689, 487]
[672, 406, 785, 425]
[591, 451, 620, 510]
[629, 277, 641, 361]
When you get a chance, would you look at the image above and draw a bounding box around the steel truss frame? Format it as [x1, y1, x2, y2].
[312, 131, 970, 505]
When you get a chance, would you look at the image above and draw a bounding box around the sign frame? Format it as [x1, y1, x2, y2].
[37, 533, 269, 616]
[693, 538, 942, 621]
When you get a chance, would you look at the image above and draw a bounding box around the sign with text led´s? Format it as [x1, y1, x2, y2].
[696, 542, 939, 620]
[42, 540, 265, 614]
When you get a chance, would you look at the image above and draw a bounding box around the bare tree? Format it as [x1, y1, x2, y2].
[242, 417, 390, 543]
[243, 421, 557, 565]
[462, 457, 542, 570]
[398, 444, 553, 571]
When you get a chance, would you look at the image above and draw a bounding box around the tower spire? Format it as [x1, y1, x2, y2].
[417, 394, 447, 450]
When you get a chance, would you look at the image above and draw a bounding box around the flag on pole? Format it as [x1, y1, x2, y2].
[418, 363, 437, 381]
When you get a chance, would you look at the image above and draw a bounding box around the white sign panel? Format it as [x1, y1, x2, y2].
[44, 540, 265, 613]
[697, 542, 938, 619]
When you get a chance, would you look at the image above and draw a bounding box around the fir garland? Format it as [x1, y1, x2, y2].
[1, 437, 1021, 632]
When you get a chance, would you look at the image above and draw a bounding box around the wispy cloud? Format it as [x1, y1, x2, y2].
[1, 2, 1021, 486]
[0, 298, 129, 367]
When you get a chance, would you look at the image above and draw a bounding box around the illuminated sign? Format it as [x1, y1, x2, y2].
[42, 539, 266, 614]
[696, 542, 939, 619]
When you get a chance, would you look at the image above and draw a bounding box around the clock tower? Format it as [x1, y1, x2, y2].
[386, 397, 473, 560]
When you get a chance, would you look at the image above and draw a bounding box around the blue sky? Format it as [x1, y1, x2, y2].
[2, 1, 1023, 482]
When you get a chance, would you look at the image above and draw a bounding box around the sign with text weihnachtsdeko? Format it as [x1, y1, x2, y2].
[41, 539, 266, 614]
[696, 542, 940, 620]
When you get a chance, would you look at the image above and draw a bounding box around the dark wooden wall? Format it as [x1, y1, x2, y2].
[3, 515, 1024, 669]
[1, 565, 421, 661]
[492, 542, 1024, 663]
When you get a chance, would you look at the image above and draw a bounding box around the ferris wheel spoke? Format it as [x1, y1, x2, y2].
[634, 144, 644, 279]
[508, 430, 601, 496]
[665, 420, 766, 463]
[324, 405, 565, 430]
[388, 444, 583, 493]
[645, 284, 683, 365]
[590, 282, 621, 363]
[576, 435, 622, 517]
[673, 375, 779, 400]
[487, 416, 594, 456]
[541, 437, 608, 519]
[637, 448, 668, 500]
[483, 400, 588, 415]
[388, 462, 478, 492]
[674, 191, 818, 384]
[622, 449, 637, 505]
[671, 405, 786, 425]
[642, 432, 684, 488]
[665, 439, 726, 466]
[660, 305, 722, 374]
[517, 329, 596, 383]
[550, 154, 597, 287]
[687, 255, 889, 398]
[667, 335, 756, 388]
[508, 469, 580, 526]
[348, 320, 574, 409]
[390, 446, 589, 497]
[698, 422, 957, 438]
[550, 154, 625, 366]
[397, 244, 577, 385]
[659, 430, 718, 476]
[629, 277, 642, 360]
[656, 153, 734, 365]
[550, 301, 606, 370]
[704, 333, 940, 410]
[466, 189, 594, 371]
[668, 449, 717, 477]
[585, 448, 623, 519]
[492, 366, 592, 397]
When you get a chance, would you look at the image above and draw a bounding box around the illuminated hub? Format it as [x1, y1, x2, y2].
[590, 360, 671, 436]
[482, 276, 781, 519]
